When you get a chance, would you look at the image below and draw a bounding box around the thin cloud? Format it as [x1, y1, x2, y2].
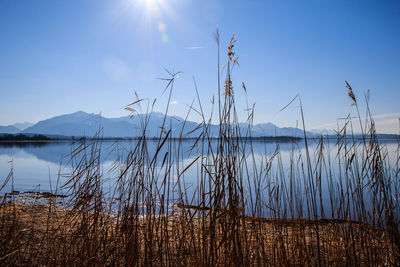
[371, 112, 400, 120]
[311, 112, 400, 130]
[169, 100, 179, 105]
[375, 118, 399, 126]
[187, 46, 203, 50]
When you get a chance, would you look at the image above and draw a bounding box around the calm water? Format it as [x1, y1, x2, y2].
[0, 139, 398, 212]
[0, 140, 302, 192]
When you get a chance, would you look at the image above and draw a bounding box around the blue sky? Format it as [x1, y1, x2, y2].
[0, 0, 399, 133]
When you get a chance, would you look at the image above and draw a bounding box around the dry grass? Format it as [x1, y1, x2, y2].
[0, 196, 396, 266]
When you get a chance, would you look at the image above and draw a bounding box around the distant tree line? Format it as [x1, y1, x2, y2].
[0, 134, 51, 141]
[0, 134, 304, 142]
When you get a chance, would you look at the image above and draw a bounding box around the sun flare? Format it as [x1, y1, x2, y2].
[126, 0, 175, 43]
[137, 0, 164, 13]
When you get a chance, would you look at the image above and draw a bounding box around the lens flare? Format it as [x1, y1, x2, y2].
[137, 0, 163, 13]
[123, 0, 178, 44]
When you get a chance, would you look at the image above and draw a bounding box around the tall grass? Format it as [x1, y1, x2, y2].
[1, 32, 399, 266]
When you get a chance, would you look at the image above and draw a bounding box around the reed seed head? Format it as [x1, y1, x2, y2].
[223, 77, 233, 96]
[345, 80, 357, 105]
[228, 34, 236, 62]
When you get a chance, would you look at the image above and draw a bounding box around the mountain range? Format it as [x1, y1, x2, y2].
[1, 111, 310, 138]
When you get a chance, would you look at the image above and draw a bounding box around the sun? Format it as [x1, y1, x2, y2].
[122, 0, 178, 43]
[124, 0, 176, 22]
[136, 0, 164, 14]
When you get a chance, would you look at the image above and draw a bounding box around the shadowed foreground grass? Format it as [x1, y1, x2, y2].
[0, 196, 395, 266]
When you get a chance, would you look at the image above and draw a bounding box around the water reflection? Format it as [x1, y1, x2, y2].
[0, 139, 397, 197]
[0, 140, 307, 165]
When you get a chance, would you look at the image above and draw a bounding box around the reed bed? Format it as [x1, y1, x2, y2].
[1, 33, 399, 266]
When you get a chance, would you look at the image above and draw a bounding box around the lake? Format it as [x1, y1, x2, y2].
[0, 140, 292, 190]
[0, 139, 399, 218]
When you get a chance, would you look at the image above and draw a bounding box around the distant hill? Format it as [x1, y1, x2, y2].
[12, 122, 34, 131]
[15, 111, 314, 138]
[0, 122, 35, 134]
[0, 125, 20, 134]
[109, 112, 201, 137]
[250, 122, 306, 137]
[23, 111, 136, 138]
[22, 111, 201, 138]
